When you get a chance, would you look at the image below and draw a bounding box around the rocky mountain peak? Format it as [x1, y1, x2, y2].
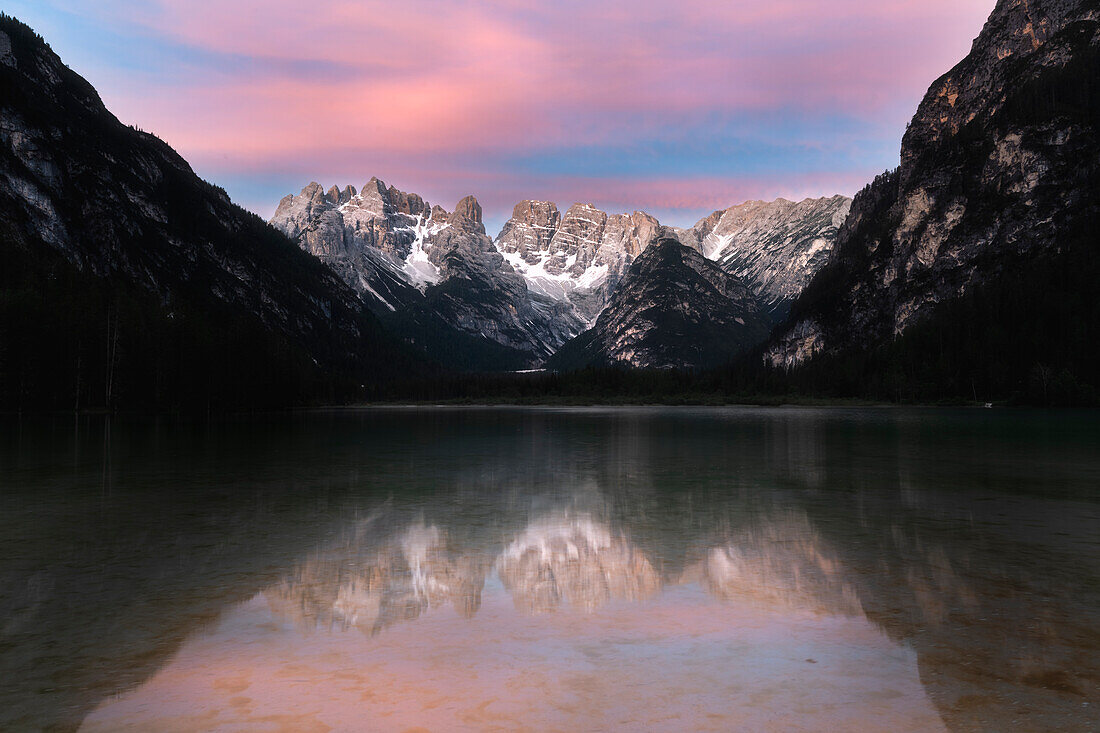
[675, 195, 852, 320]
[356, 177, 394, 219]
[495, 200, 675, 324]
[514, 199, 560, 226]
[647, 226, 680, 249]
[387, 185, 427, 217]
[495, 192, 850, 330]
[448, 195, 484, 233]
[524, 203, 605, 278]
[603, 211, 662, 258]
[364, 175, 387, 194]
[271, 177, 431, 262]
[547, 232, 771, 370]
[496, 200, 562, 264]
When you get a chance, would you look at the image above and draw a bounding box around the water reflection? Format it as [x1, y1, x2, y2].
[1, 408, 1097, 731]
[498, 512, 660, 613]
[265, 508, 861, 627]
[692, 511, 863, 616]
[266, 517, 490, 634]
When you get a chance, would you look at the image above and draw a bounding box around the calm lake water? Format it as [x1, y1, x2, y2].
[1, 407, 1098, 731]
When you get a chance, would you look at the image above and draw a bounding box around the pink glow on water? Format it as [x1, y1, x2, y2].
[80, 587, 946, 732]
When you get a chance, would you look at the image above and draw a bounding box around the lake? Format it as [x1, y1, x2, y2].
[1, 407, 1098, 731]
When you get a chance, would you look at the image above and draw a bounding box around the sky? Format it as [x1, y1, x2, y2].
[5, 0, 992, 232]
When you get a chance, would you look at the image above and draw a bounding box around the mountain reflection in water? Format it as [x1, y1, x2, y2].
[0, 407, 1097, 731]
[266, 508, 857, 631]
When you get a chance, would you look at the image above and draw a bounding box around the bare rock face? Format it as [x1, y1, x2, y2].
[496, 201, 665, 324]
[547, 229, 772, 370]
[0, 31, 16, 68]
[604, 210, 661, 259]
[899, 0, 1093, 178]
[544, 203, 607, 276]
[495, 199, 561, 264]
[386, 183, 427, 217]
[679, 196, 852, 320]
[447, 194, 483, 231]
[272, 181, 583, 366]
[767, 0, 1100, 368]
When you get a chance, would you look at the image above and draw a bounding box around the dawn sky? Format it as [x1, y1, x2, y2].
[6, 0, 992, 230]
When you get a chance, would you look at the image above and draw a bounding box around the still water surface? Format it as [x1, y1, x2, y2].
[1, 407, 1099, 731]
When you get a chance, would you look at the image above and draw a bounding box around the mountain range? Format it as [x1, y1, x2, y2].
[271, 182, 850, 369]
[1, 0, 1097, 407]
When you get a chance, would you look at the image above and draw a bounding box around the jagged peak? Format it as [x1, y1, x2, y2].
[502, 200, 666, 230]
[387, 184, 429, 217]
[362, 176, 389, 197]
[649, 226, 686, 249]
[452, 195, 482, 224]
[688, 194, 853, 234]
[287, 178, 434, 217]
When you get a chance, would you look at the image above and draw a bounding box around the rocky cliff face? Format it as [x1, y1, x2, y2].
[272, 181, 583, 367]
[496, 200, 662, 324]
[547, 229, 772, 370]
[767, 0, 1100, 368]
[677, 196, 852, 320]
[0, 17, 415, 408]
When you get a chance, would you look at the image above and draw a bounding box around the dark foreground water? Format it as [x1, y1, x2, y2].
[1, 407, 1098, 732]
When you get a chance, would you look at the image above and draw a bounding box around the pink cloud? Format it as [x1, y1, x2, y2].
[46, 0, 995, 217]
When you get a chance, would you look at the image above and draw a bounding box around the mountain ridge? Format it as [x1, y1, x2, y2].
[0, 15, 422, 409]
[273, 183, 851, 368]
[547, 229, 772, 371]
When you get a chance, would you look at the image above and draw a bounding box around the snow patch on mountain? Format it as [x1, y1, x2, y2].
[398, 213, 447, 289]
